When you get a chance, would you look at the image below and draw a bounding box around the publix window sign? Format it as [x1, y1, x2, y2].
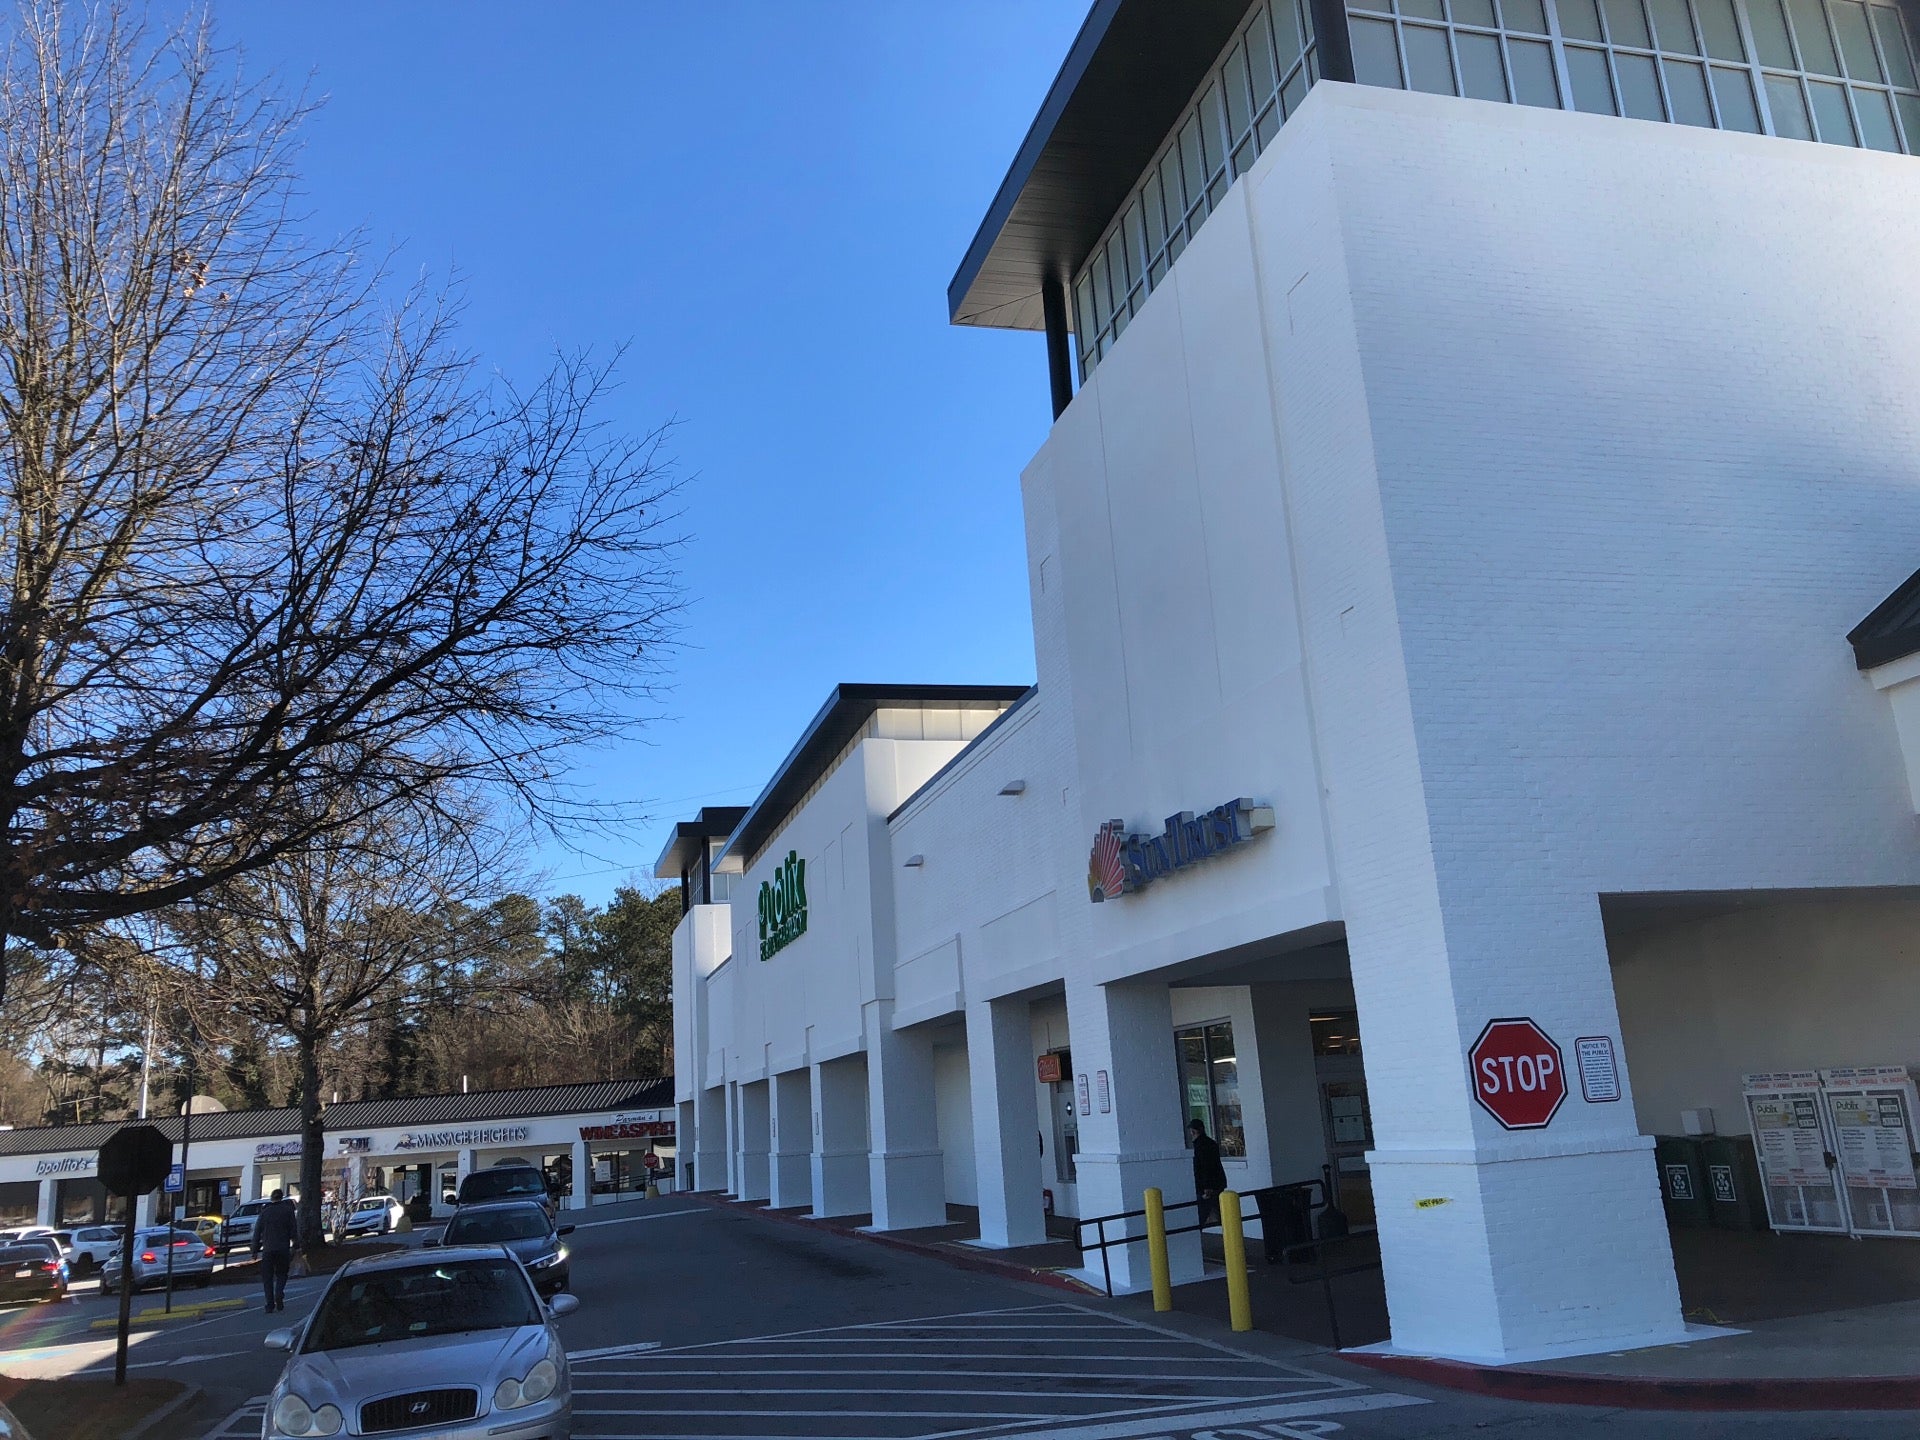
[758, 850, 807, 960]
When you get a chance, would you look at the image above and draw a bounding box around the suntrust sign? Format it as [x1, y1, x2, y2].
[1088, 798, 1275, 902]
[758, 850, 807, 960]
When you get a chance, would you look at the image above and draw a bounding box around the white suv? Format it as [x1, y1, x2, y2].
[221, 1199, 267, 1247]
[67, 1225, 122, 1276]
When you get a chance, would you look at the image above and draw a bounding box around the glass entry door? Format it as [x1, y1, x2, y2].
[1311, 1011, 1375, 1226]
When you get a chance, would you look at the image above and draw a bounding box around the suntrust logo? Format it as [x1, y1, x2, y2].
[758, 850, 807, 960]
[1088, 798, 1275, 902]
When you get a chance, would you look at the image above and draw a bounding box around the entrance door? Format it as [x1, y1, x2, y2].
[1311, 1011, 1375, 1226]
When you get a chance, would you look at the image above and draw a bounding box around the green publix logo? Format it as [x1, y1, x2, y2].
[758, 850, 807, 961]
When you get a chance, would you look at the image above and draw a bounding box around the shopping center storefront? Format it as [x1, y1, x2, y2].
[671, 0, 1920, 1368]
[0, 1077, 673, 1229]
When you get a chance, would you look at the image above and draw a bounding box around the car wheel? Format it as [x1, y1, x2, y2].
[195, 1274, 211, 1289]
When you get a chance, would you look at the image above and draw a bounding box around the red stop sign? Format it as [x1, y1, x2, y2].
[1469, 1018, 1567, 1130]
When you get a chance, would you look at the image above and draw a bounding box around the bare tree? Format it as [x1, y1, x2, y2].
[0, 2, 678, 1002]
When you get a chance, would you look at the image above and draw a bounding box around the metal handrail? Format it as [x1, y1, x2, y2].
[1276, 1226, 1381, 1349]
[1075, 1195, 1211, 1297]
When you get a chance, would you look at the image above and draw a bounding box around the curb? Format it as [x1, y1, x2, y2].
[87, 1298, 245, 1331]
[122, 1384, 205, 1440]
[682, 1191, 1096, 1295]
[1345, 1352, 1920, 1412]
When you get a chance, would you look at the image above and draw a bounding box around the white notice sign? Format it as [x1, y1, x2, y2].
[1827, 1094, 1918, 1190]
[1748, 1094, 1831, 1187]
[1575, 1036, 1621, 1103]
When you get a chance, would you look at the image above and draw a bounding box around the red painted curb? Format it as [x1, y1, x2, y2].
[680, 1190, 1096, 1295]
[1346, 1351, 1920, 1411]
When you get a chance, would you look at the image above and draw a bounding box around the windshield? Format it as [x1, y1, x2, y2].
[461, 1169, 545, 1202]
[354, 1198, 389, 1212]
[445, 1207, 549, 1243]
[306, 1259, 540, 1352]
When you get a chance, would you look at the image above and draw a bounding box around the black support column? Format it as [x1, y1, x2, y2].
[1308, 0, 1357, 82]
[1041, 275, 1074, 420]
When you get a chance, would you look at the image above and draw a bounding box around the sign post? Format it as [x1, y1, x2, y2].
[98, 1125, 174, 1385]
[1468, 1019, 1567, 1131]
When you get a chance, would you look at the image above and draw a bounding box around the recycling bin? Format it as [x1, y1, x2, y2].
[1701, 1133, 1769, 1231]
[1248, 1183, 1314, 1263]
[1655, 1136, 1711, 1227]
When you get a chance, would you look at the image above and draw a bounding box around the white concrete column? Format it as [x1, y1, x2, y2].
[454, 1148, 476, 1197]
[768, 1070, 813, 1210]
[737, 1081, 771, 1202]
[864, 1007, 946, 1231]
[571, 1140, 592, 1211]
[238, 1159, 259, 1206]
[35, 1178, 55, 1228]
[810, 1056, 870, 1218]
[1065, 978, 1203, 1292]
[967, 997, 1048, 1249]
[134, 1192, 156, 1228]
[726, 1082, 744, 1196]
[694, 1086, 728, 1193]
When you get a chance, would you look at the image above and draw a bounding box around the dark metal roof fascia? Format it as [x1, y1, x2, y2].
[652, 806, 750, 880]
[721, 684, 1034, 867]
[947, 0, 1259, 331]
[1849, 566, 1920, 670]
[887, 686, 1040, 823]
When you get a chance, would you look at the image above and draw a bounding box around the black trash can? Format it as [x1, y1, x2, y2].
[1655, 1136, 1711, 1227]
[1701, 1134, 1769, 1231]
[1249, 1183, 1315, 1263]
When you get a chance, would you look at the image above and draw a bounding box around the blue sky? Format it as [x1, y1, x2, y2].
[217, 3, 1087, 903]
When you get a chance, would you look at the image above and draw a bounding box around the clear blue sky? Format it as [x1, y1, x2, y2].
[217, 3, 1088, 903]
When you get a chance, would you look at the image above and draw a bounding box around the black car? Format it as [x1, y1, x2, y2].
[433, 1199, 573, 1294]
[455, 1160, 556, 1219]
[0, 1243, 66, 1304]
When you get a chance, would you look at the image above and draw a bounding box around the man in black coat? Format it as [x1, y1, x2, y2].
[251, 1188, 299, 1313]
[1190, 1119, 1229, 1226]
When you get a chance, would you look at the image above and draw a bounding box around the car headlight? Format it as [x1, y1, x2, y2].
[494, 1357, 559, 1410]
[527, 1247, 566, 1268]
[270, 1393, 343, 1436]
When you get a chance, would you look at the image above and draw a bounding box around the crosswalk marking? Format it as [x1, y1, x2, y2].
[201, 1396, 266, 1440]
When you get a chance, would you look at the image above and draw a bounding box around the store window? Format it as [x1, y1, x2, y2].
[1176, 1021, 1247, 1157]
[1311, 1011, 1364, 1057]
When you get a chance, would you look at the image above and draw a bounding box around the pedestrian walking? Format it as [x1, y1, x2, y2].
[1190, 1119, 1229, 1226]
[252, 1188, 299, 1313]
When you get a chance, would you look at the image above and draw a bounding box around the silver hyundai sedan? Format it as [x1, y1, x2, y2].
[262, 1245, 576, 1439]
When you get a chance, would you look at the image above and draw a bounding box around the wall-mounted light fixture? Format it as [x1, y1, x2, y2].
[999, 780, 1027, 795]
[903, 854, 925, 868]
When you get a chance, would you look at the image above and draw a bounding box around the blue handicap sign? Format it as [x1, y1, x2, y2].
[164, 1162, 184, 1194]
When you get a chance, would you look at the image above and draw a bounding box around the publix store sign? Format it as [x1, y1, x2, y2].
[1088, 797, 1275, 901]
[758, 849, 807, 960]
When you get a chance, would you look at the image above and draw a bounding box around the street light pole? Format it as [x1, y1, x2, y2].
[162, 1036, 196, 1313]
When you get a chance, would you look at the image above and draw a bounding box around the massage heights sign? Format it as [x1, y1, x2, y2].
[758, 850, 807, 960]
[1088, 798, 1275, 902]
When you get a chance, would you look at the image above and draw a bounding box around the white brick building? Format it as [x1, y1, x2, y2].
[670, 0, 1920, 1363]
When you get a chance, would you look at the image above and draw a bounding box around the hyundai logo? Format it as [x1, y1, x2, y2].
[410, 1399, 430, 1416]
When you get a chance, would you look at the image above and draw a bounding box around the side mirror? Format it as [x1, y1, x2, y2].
[264, 1327, 295, 1352]
[547, 1293, 579, 1318]
[421, 1238, 439, 1249]
[556, 1225, 575, 1237]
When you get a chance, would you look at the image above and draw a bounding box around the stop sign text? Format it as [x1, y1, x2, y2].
[1469, 1018, 1567, 1130]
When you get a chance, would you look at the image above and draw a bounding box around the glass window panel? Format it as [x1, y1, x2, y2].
[1663, 57, 1716, 120]
[1122, 202, 1147, 286]
[1567, 44, 1621, 109]
[1142, 170, 1169, 254]
[1808, 76, 1859, 136]
[1404, 22, 1459, 91]
[1352, 16, 1407, 85]
[1273, 0, 1308, 62]
[1509, 37, 1564, 102]
[1166, 221, 1187, 264]
[1711, 64, 1764, 127]
[1248, 11, 1282, 96]
[1282, 66, 1311, 115]
[1148, 255, 1168, 287]
[1873, 5, 1918, 85]
[1257, 103, 1282, 145]
[1204, 1023, 1246, 1159]
[1853, 83, 1902, 146]
[1231, 136, 1256, 176]
[1899, 90, 1920, 149]
[1562, 0, 1606, 41]
[1074, 275, 1097, 346]
[1457, 30, 1512, 95]
[1604, 0, 1656, 46]
[1090, 251, 1113, 333]
[1833, 0, 1886, 77]
[1224, 44, 1255, 139]
[1108, 224, 1133, 297]
[1454, 0, 1499, 25]
[1789, 0, 1843, 72]
[1695, 0, 1747, 58]
[1198, 84, 1227, 178]
[1160, 150, 1188, 226]
[1403, 0, 1446, 19]
[1747, 0, 1798, 64]
[1648, 0, 1701, 51]
[1766, 72, 1817, 133]
[1617, 50, 1668, 113]
[1502, 0, 1551, 32]
[1178, 115, 1207, 211]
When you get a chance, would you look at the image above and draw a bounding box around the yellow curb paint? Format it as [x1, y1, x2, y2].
[87, 1296, 244, 1330]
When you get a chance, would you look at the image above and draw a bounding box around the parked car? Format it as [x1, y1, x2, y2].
[262, 1246, 577, 1440]
[67, 1225, 121, 1276]
[101, 1227, 216, 1293]
[221, 1199, 268, 1248]
[336, 1194, 405, 1241]
[0, 1242, 66, 1305]
[456, 1161, 555, 1219]
[435, 1200, 573, 1294]
[180, 1214, 226, 1242]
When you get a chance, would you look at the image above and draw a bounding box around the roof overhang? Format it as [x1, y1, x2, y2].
[947, 0, 1258, 331]
[722, 684, 1031, 866]
[652, 806, 750, 880]
[1849, 566, 1920, 670]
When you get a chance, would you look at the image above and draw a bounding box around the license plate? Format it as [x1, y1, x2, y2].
[12, 1269, 29, 1279]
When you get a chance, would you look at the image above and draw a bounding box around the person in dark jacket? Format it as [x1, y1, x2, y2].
[252, 1189, 299, 1312]
[1190, 1119, 1229, 1226]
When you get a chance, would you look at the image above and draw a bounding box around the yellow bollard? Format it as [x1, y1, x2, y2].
[1144, 1186, 1173, 1312]
[1220, 1190, 1253, 1332]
